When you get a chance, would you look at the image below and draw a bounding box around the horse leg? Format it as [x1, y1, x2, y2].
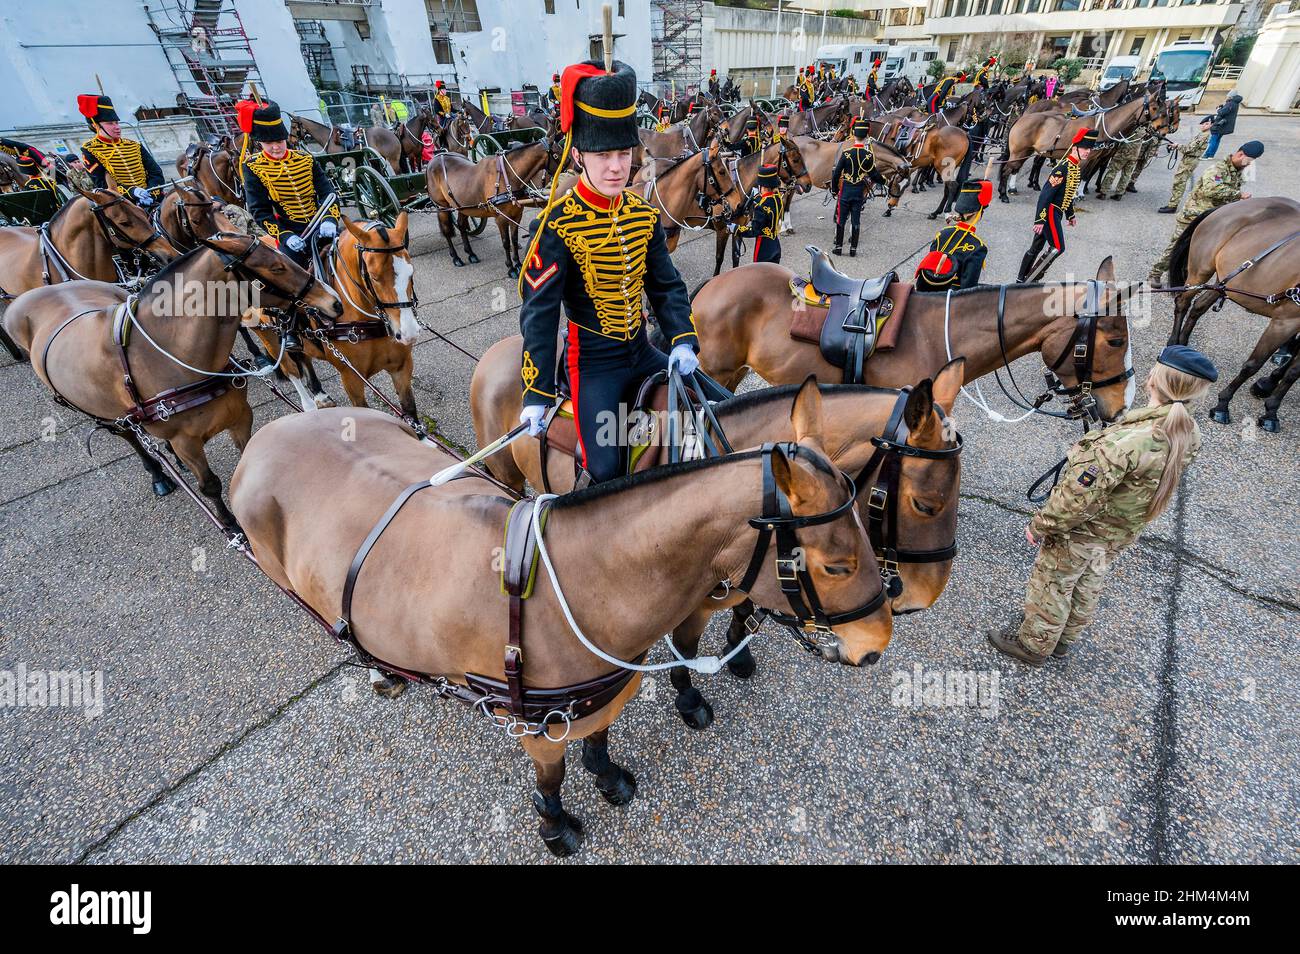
[0, 324, 27, 363]
[497, 217, 517, 278]
[1209, 322, 1298, 426]
[337, 360, 371, 409]
[238, 327, 274, 370]
[509, 220, 523, 276]
[723, 600, 760, 678]
[526, 741, 583, 857]
[580, 727, 637, 805]
[668, 609, 715, 730]
[121, 428, 176, 497]
[928, 180, 956, 220]
[713, 226, 728, 276]
[1176, 291, 1220, 347]
[169, 433, 238, 530]
[1250, 334, 1300, 398]
[389, 352, 418, 420]
[459, 213, 480, 264]
[369, 667, 408, 699]
[1257, 346, 1300, 432]
[438, 211, 465, 267]
[295, 352, 336, 409]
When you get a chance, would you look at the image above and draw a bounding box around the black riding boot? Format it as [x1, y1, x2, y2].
[849, 227, 860, 256]
[1017, 249, 1037, 284]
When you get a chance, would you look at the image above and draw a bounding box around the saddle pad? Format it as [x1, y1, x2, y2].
[499, 499, 550, 599]
[789, 279, 910, 351]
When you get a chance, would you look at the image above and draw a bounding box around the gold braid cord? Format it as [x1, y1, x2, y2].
[82, 137, 148, 191]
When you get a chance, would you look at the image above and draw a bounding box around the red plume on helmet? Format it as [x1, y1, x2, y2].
[77, 94, 100, 119]
[1072, 127, 1088, 144]
[978, 180, 993, 206]
[235, 99, 258, 135]
[559, 62, 606, 134]
[872, 59, 881, 68]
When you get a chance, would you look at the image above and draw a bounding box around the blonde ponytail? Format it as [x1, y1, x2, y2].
[1145, 363, 1212, 520]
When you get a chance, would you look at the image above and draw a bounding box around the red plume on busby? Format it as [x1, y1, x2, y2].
[1072, 127, 1088, 144]
[235, 99, 258, 135]
[77, 94, 99, 120]
[954, 178, 993, 216]
[78, 93, 119, 128]
[978, 179, 993, 207]
[872, 59, 881, 68]
[559, 62, 606, 135]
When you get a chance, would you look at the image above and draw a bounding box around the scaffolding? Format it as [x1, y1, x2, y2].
[144, 0, 265, 137]
[651, 0, 704, 98]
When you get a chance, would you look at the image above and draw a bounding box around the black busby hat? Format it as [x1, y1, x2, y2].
[1158, 345, 1218, 383]
[16, 153, 42, 174]
[777, 114, 789, 128]
[757, 163, 779, 190]
[851, 118, 870, 138]
[744, 117, 759, 131]
[1072, 127, 1099, 149]
[560, 59, 639, 153]
[78, 94, 120, 129]
[954, 178, 993, 215]
[238, 100, 288, 143]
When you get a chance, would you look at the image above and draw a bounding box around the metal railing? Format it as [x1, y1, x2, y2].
[1211, 65, 1244, 80]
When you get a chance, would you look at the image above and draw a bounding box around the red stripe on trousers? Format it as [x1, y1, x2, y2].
[1048, 212, 1061, 251]
[566, 323, 587, 468]
[753, 237, 762, 262]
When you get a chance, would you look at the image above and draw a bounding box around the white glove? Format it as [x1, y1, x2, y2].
[726, 222, 737, 233]
[130, 187, 154, 207]
[668, 344, 699, 377]
[318, 220, 338, 240]
[283, 234, 306, 253]
[519, 405, 548, 436]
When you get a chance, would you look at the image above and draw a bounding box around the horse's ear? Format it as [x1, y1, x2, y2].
[932, 358, 964, 416]
[1096, 255, 1116, 285]
[790, 374, 825, 450]
[903, 379, 934, 436]
[394, 210, 409, 237]
[343, 215, 368, 241]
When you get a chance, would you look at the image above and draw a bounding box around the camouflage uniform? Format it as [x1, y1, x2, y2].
[1166, 128, 1211, 209]
[1017, 404, 1202, 655]
[1149, 157, 1243, 282]
[1128, 133, 1162, 190]
[1099, 138, 1141, 195]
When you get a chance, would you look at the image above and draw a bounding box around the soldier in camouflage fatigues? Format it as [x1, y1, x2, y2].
[1126, 132, 1162, 193]
[989, 346, 1217, 665]
[1097, 138, 1141, 198]
[1148, 140, 1262, 285]
[1160, 120, 1211, 213]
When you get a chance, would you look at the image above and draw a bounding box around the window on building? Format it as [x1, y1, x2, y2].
[1058, 0, 1081, 9]
[545, 0, 555, 11]
[618, 0, 625, 15]
[431, 33, 453, 64]
[427, 1, 483, 32]
[947, 40, 959, 59]
[989, 0, 1003, 12]
[1129, 37, 1145, 56]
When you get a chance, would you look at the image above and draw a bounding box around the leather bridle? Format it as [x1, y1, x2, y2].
[200, 232, 321, 313]
[732, 442, 888, 655]
[89, 194, 173, 264]
[336, 230, 418, 318]
[853, 389, 963, 599]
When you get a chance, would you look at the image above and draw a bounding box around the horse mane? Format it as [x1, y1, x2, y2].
[714, 381, 898, 417]
[550, 449, 763, 509]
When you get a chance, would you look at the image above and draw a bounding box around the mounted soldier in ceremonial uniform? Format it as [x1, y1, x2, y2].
[974, 56, 997, 90]
[517, 59, 699, 486]
[830, 118, 877, 257]
[1, 137, 50, 183]
[708, 69, 721, 100]
[1017, 127, 1094, 282]
[239, 99, 340, 350]
[927, 72, 964, 114]
[736, 163, 784, 264]
[866, 59, 881, 100]
[544, 73, 562, 115]
[77, 94, 163, 207]
[432, 80, 455, 129]
[740, 117, 762, 157]
[915, 179, 991, 291]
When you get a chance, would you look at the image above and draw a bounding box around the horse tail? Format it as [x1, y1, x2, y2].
[1168, 208, 1215, 288]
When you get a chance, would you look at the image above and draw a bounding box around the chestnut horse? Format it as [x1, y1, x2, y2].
[175, 140, 243, 205]
[424, 139, 557, 275]
[634, 140, 747, 252]
[229, 383, 892, 855]
[3, 230, 341, 520]
[1166, 197, 1300, 432]
[690, 256, 1136, 423]
[289, 114, 412, 175]
[252, 214, 420, 417]
[638, 102, 723, 160]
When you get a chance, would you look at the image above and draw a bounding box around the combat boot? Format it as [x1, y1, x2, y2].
[987, 626, 1048, 667]
[1052, 640, 1071, 658]
[1156, 206, 1177, 214]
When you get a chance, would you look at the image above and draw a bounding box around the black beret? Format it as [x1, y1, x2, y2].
[1238, 140, 1264, 158]
[1158, 345, 1218, 383]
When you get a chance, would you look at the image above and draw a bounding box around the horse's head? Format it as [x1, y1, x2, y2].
[339, 213, 418, 342]
[868, 140, 910, 209]
[1040, 256, 1136, 423]
[880, 360, 964, 614]
[203, 231, 343, 320]
[77, 187, 180, 262]
[773, 136, 812, 194]
[752, 378, 894, 666]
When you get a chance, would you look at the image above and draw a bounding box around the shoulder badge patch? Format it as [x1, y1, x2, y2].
[1077, 464, 1100, 487]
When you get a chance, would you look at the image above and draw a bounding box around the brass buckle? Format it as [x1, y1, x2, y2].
[867, 486, 888, 511]
[775, 556, 799, 582]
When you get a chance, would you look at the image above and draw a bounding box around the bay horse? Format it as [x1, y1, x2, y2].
[251, 214, 420, 418]
[690, 256, 1136, 423]
[289, 114, 408, 174]
[785, 98, 847, 139]
[424, 138, 557, 275]
[638, 103, 722, 160]
[790, 135, 911, 215]
[634, 140, 747, 252]
[1166, 196, 1300, 432]
[0, 189, 179, 361]
[175, 139, 243, 205]
[3, 230, 341, 519]
[229, 383, 893, 855]
[471, 342, 963, 727]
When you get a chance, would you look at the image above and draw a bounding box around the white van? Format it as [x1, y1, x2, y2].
[882, 45, 942, 86]
[1098, 55, 1141, 92]
[815, 43, 892, 87]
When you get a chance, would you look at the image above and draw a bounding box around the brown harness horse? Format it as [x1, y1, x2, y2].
[638, 103, 723, 160]
[634, 141, 747, 252]
[1166, 196, 1300, 432]
[252, 213, 420, 418]
[229, 381, 892, 855]
[690, 256, 1136, 424]
[175, 140, 243, 205]
[785, 98, 848, 139]
[3, 230, 342, 521]
[424, 138, 557, 276]
[289, 114, 409, 174]
[790, 135, 911, 217]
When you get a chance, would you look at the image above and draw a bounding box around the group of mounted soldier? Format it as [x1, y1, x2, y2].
[0, 41, 1291, 856]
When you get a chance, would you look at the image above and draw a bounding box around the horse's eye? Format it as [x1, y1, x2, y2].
[824, 564, 853, 577]
[912, 499, 938, 516]
[1107, 338, 1125, 348]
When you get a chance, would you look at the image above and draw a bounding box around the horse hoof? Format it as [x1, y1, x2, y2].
[1209, 407, 1231, 425]
[152, 475, 176, 497]
[467, 254, 481, 265]
[540, 813, 583, 857]
[726, 644, 757, 680]
[675, 690, 714, 731]
[882, 210, 892, 218]
[371, 674, 408, 699]
[314, 395, 337, 410]
[926, 212, 938, 220]
[1250, 379, 1276, 399]
[1259, 416, 1280, 433]
[452, 259, 465, 268]
[596, 768, 638, 807]
[508, 266, 520, 279]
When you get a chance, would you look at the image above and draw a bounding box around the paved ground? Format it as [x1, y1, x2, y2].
[1, 116, 1296, 864]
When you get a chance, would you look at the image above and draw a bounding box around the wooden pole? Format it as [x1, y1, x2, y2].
[602, 4, 614, 73]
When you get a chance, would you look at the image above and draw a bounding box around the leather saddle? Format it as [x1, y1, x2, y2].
[537, 369, 703, 492]
[1069, 104, 1104, 118]
[337, 124, 359, 150]
[789, 245, 911, 384]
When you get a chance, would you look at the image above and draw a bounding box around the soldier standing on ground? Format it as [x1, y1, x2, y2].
[1158, 117, 1211, 214]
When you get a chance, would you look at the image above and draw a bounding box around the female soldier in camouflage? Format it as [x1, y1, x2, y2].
[989, 346, 1218, 665]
